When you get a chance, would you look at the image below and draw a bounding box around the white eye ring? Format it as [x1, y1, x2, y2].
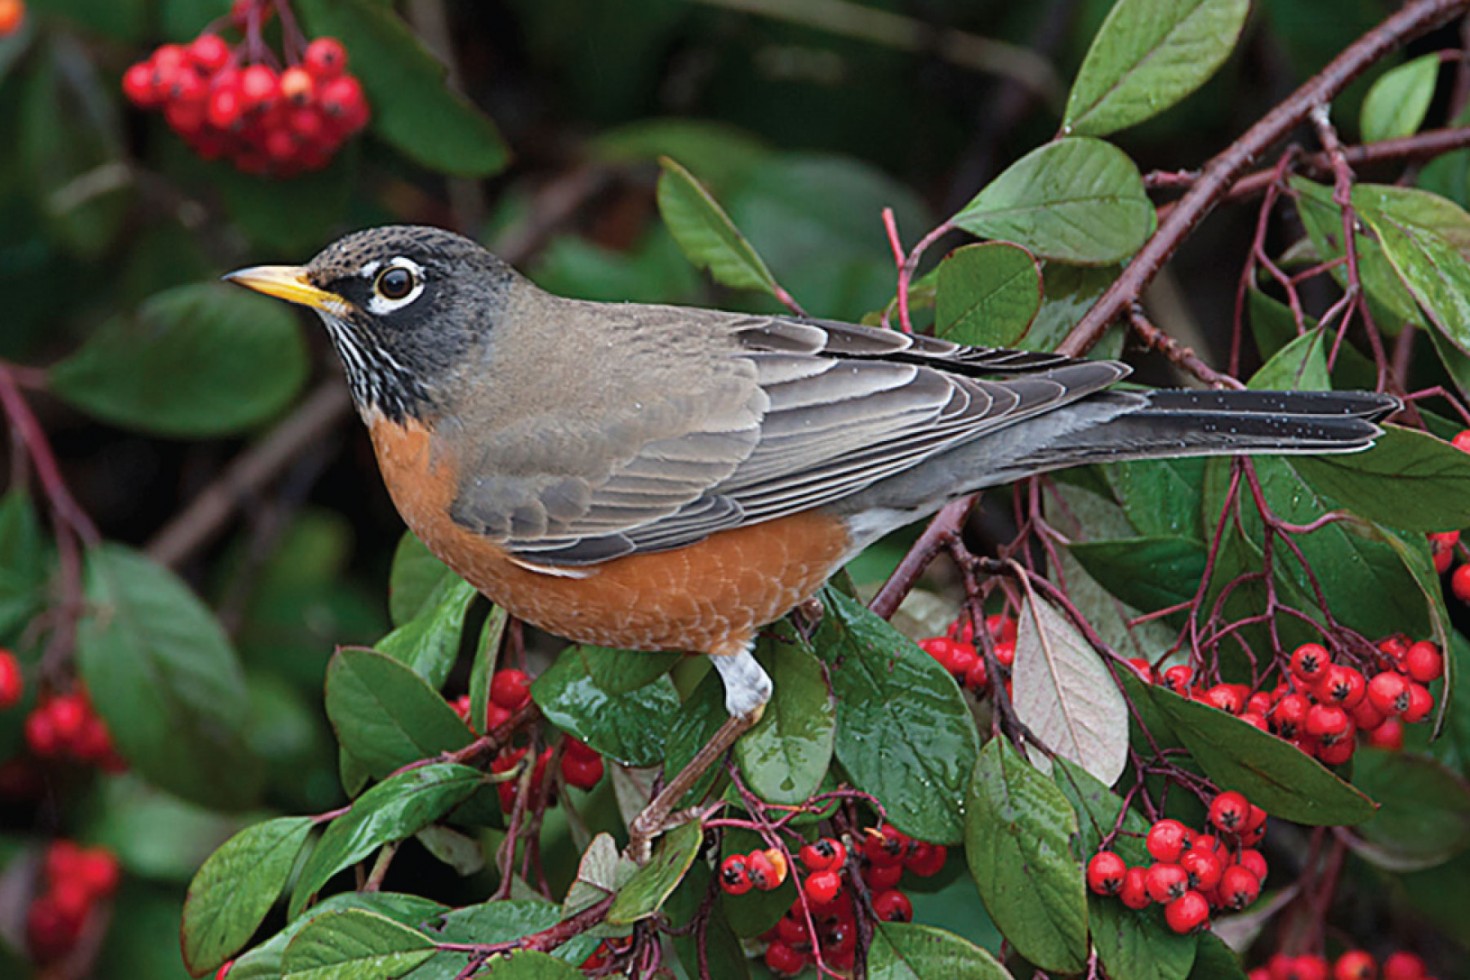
[365, 257, 426, 314]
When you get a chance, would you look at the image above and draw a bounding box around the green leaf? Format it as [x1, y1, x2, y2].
[531, 646, 681, 767]
[1103, 458, 1207, 540]
[77, 545, 260, 809]
[377, 574, 478, 689]
[965, 737, 1088, 973]
[1063, 0, 1250, 137]
[422, 901, 598, 975]
[1012, 589, 1128, 786]
[388, 532, 451, 627]
[1145, 683, 1377, 824]
[1069, 536, 1208, 612]
[0, 490, 48, 643]
[227, 893, 446, 980]
[182, 817, 315, 977]
[324, 648, 473, 781]
[1361, 54, 1440, 143]
[657, 156, 784, 297]
[867, 922, 1014, 979]
[1246, 328, 1330, 391]
[1293, 426, 1470, 533]
[1362, 200, 1470, 357]
[281, 909, 435, 980]
[734, 625, 836, 805]
[952, 139, 1154, 265]
[1349, 749, 1470, 870]
[815, 589, 979, 844]
[606, 820, 703, 925]
[476, 951, 584, 978]
[20, 38, 128, 257]
[1024, 262, 1125, 355]
[290, 764, 482, 917]
[1053, 759, 1197, 980]
[50, 284, 308, 437]
[935, 243, 1043, 348]
[294, 0, 509, 176]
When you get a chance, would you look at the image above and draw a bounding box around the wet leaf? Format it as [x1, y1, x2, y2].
[324, 648, 473, 780]
[280, 909, 435, 980]
[532, 645, 681, 767]
[935, 242, 1043, 348]
[606, 820, 703, 925]
[868, 922, 1014, 979]
[735, 625, 835, 805]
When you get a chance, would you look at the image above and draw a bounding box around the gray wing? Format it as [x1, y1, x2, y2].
[452, 309, 1126, 566]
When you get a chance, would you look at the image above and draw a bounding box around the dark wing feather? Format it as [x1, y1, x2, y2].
[497, 312, 1125, 565]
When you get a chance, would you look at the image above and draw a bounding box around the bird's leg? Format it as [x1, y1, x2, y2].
[626, 640, 771, 862]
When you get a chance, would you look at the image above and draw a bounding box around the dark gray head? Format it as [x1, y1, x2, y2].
[226, 225, 519, 421]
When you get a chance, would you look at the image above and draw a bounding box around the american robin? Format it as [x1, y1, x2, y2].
[227, 225, 1397, 845]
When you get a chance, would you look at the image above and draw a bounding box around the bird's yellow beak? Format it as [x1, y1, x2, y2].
[223, 265, 352, 317]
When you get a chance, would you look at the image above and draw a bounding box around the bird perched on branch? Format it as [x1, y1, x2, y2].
[228, 224, 1398, 849]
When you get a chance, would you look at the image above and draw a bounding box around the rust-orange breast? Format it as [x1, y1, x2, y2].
[368, 415, 850, 654]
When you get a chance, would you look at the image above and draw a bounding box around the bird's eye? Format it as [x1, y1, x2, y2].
[375, 265, 417, 300]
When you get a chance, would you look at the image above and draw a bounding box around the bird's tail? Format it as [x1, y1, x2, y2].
[1002, 388, 1400, 473]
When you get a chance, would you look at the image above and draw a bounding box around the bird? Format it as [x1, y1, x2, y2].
[226, 224, 1399, 848]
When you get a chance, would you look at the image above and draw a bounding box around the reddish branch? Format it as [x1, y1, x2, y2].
[868, 495, 976, 620]
[1058, 0, 1470, 359]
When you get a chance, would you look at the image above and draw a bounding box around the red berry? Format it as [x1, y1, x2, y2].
[775, 912, 809, 945]
[303, 37, 348, 79]
[1203, 683, 1244, 714]
[1317, 737, 1356, 766]
[1119, 866, 1150, 909]
[280, 65, 314, 106]
[1401, 681, 1434, 723]
[1290, 642, 1330, 682]
[963, 657, 989, 691]
[1180, 847, 1223, 891]
[1144, 862, 1190, 903]
[1368, 670, 1411, 716]
[0, 651, 21, 709]
[26, 893, 83, 960]
[1289, 955, 1332, 980]
[864, 823, 909, 866]
[239, 64, 279, 110]
[485, 702, 513, 731]
[1209, 791, 1250, 834]
[1403, 641, 1444, 683]
[993, 640, 1016, 669]
[1381, 952, 1425, 980]
[1314, 665, 1366, 708]
[1430, 530, 1459, 574]
[1306, 703, 1350, 740]
[747, 848, 788, 891]
[1161, 665, 1193, 694]
[560, 753, 603, 790]
[208, 84, 244, 129]
[1127, 657, 1156, 683]
[904, 841, 947, 877]
[0, 0, 23, 37]
[1145, 819, 1193, 864]
[123, 62, 160, 106]
[1454, 429, 1470, 453]
[189, 33, 232, 73]
[24, 708, 60, 757]
[986, 614, 1018, 645]
[764, 940, 806, 976]
[802, 869, 842, 905]
[490, 669, 531, 711]
[946, 641, 978, 678]
[871, 889, 913, 922]
[1452, 563, 1470, 603]
[799, 837, 846, 874]
[1349, 698, 1386, 732]
[1164, 890, 1210, 933]
[1271, 692, 1310, 737]
[1218, 864, 1260, 910]
[863, 860, 903, 890]
[75, 848, 120, 899]
[1367, 716, 1404, 749]
[1237, 848, 1268, 884]
[919, 636, 957, 669]
[1333, 950, 1377, 980]
[320, 75, 368, 130]
[719, 855, 752, 896]
[1240, 711, 1270, 733]
[1086, 851, 1127, 895]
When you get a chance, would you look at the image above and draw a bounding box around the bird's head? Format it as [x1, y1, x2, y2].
[226, 225, 517, 422]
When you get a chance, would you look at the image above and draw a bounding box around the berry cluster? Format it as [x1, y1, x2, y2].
[1087, 791, 1268, 935]
[449, 667, 532, 732]
[1132, 635, 1440, 765]
[0, 648, 21, 708]
[488, 739, 604, 812]
[0, 0, 23, 38]
[122, 17, 367, 178]
[719, 845, 790, 896]
[1434, 430, 1470, 590]
[746, 825, 945, 976]
[917, 613, 1017, 695]
[23, 687, 125, 772]
[1250, 948, 1436, 980]
[26, 841, 121, 961]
